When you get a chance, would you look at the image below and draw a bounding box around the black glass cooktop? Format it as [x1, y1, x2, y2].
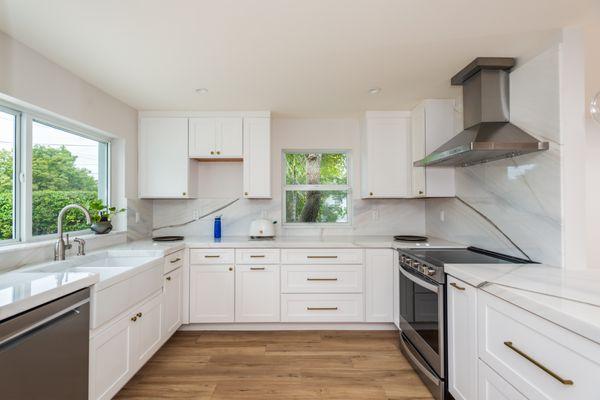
[403, 247, 532, 267]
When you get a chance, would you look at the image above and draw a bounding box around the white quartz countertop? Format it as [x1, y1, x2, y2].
[0, 271, 98, 321]
[114, 235, 463, 251]
[446, 263, 600, 345]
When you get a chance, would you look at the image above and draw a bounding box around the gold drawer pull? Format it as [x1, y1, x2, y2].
[307, 307, 338, 311]
[131, 316, 138, 322]
[204, 255, 221, 258]
[503, 341, 573, 385]
[250, 267, 265, 271]
[450, 282, 465, 291]
[307, 278, 338, 281]
[307, 255, 338, 259]
[250, 255, 266, 258]
[170, 257, 181, 263]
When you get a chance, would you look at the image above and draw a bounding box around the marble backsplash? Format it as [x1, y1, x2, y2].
[126, 198, 154, 240]
[426, 144, 562, 266]
[152, 197, 426, 238]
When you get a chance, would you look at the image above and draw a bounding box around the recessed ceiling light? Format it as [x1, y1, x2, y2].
[368, 87, 382, 95]
[195, 88, 208, 94]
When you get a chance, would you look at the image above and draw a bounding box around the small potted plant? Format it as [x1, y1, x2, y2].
[87, 199, 126, 234]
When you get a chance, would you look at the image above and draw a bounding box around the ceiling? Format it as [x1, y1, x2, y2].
[0, 0, 593, 116]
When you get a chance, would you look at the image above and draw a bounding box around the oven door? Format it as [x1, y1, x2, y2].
[398, 264, 444, 378]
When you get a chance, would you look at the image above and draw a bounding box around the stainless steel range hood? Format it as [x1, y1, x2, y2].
[414, 57, 549, 167]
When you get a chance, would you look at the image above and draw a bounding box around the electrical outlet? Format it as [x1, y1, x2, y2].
[372, 207, 380, 221]
[192, 209, 199, 220]
[440, 210, 445, 222]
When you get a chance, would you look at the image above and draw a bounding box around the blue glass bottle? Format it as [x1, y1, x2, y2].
[213, 216, 222, 240]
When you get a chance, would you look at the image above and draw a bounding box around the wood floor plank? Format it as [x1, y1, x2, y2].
[115, 330, 434, 400]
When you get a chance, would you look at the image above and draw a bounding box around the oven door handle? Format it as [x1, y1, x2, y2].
[399, 266, 439, 293]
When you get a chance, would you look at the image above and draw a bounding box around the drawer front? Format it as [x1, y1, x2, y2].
[281, 265, 363, 293]
[281, 249, 363, 264]
[281, 293, 364, 322]
[236, 249, 280, 264]
[164, 250, 184, 274]
[189, 249, 234, 264]
[478, 360, 527, 400]
[478, 291, 600, 400]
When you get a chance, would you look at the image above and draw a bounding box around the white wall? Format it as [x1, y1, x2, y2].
[153, 117, 426, 237]
[584, 9, 600, 268]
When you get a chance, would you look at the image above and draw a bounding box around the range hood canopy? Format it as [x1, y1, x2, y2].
[414, 57, 549, 167]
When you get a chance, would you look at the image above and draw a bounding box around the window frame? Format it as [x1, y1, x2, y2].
[0, 105, 22, 244]
[282, 149, 352, 227]
[0, 97, 112, 246]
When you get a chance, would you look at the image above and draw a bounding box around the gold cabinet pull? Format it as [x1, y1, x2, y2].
[216, 151, 221, 155]
[170, 258, 181, 263]
[307, 278, 338, 281]
[450, 282, 465, 291]
[210, 151, 215, 155]
[228, 267, 233, 271]
[250, 267, 265, 271]
[250, 255, 266, 258]
[131, 316, 138, 322]
[307, 255, 338, 259]
[204, 255, 221, 258]
[166, 276, 172, 281]
[137, 312, 142, 318]
[307, 307, 338, 311]
[503, 341, 573, 385]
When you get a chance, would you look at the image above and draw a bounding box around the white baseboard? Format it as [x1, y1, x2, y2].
[179, 322, 398, 331]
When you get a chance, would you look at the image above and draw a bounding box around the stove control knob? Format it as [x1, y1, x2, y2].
[426, 268, 436, 277]
[400, 255, 406, 263]
[413, 262, 420, 269]
[405, 258, 412, 267]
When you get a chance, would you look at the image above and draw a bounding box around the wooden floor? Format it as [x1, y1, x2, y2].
[115, 330, 434, 400]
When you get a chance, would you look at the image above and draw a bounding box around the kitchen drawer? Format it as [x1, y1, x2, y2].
[189, 249, 234, 264]
[164, 249, 184, 274]
[478, 360, 527, 400]
[281, 249, 363, 264]
[281, 265, 363, 293]
[478, 291, 600, 400]
[281, 293, 364, 322]
[236, 249, 280, 264]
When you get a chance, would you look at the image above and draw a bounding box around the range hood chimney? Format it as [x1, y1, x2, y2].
[414, 57, 549, 167]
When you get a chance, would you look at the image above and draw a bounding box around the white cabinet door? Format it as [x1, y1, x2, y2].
[243, 117, 271, 198]
[365, 249, 394, 322]
[393, 251, 400, 329]
[478, 361, 527, 400]
[162, 267, 183, 339]
[131, 292, 163, 370]
[189, 117, 242, 158]
[90, 316, 133, 400]
[361, 112, 412, 198]
[189, 117, 217, 158]
[410, 100, 456, 197]
[218, 117, 243, 158]
[447, 275, 478, 400]
[139, 117, 194, 198]
[235, 264, 280, 322]
[189, 264, 235, 322]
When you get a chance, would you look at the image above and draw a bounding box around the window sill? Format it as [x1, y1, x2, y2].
[0, 231, 127, 255]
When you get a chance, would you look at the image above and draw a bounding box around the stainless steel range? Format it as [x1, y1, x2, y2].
[397, 246, 533, 400]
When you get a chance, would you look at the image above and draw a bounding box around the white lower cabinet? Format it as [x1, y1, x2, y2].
[447, 276, 478, 400]
[478, 360, 527, 400]
[162, 267, 183, 339]
[189, 264, 235, 322]
[393, 251, 400, 329]
[90, 291, 162, 400]
[235, 264, 280, 322]
[365, 249, 394, 322]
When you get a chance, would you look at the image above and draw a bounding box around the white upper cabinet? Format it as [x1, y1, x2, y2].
[139, 117, 196, 199]
[243, 117, 271, 198]
[361, 112, 412, 198]
[411, 99, 456, 197]
[189, 117, 243, 159]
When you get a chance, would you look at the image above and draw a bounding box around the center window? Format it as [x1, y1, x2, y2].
[283, 151, 350, 224]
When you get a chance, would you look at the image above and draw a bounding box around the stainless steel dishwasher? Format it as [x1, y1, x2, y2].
[0, 287, 90, 399]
